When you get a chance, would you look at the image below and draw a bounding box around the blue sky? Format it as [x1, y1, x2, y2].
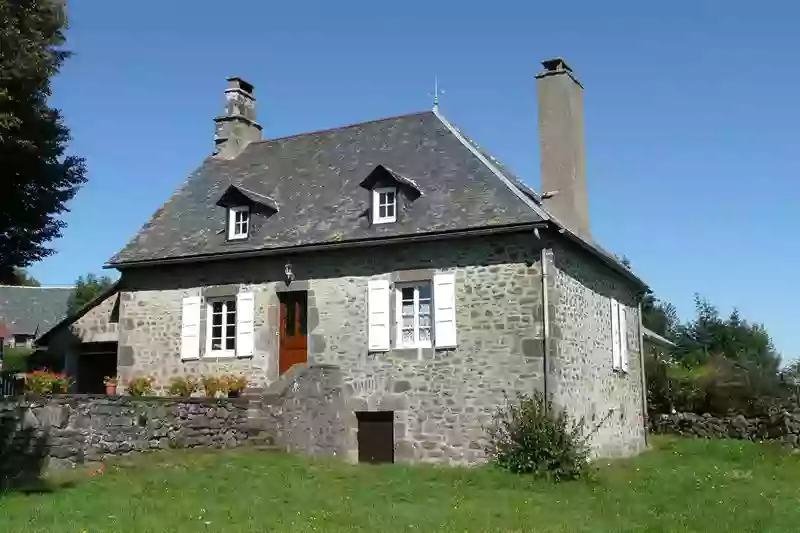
[36, 1, 798, 360]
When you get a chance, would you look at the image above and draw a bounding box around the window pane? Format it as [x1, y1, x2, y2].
[226, 325, 236, 339]
[386, 191, 395, 204]
[212, 312, 222, 326]
[402, 303, 414, 316]
[420, 328, 432, 342]
[227, 312, 236, 326]
[401, 287, 414, 301]
[402, 330, 414, 344]
[379, 205, 387, 218]
[386, 203, 394, 217]
[212, 326, 222, 339]
[225, 337, 236, 350]
[418, 284, 432, 300]
[419, 302, 431, 315]
[212, 301, 223, 314]
[211, 338, 222, 350]
[402, 316, 414, 329]
[419, 315, 431, 327]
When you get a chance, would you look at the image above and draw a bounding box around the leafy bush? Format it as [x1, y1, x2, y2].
[125, 376, 155, 397]
[167, 376, 198, 397]
[487, 392, 590, 482]
[219, 374, 248, 396]
[23, 370, 71, 394]
[200, 375, 223, 398]
[1, 347, 33, 372]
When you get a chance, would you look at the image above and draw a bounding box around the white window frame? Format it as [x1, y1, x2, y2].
[373, 187, 397, 224]
[206, 297, 237, 358]
[395, 282, 433, 349]
[228, 206, 250, 240]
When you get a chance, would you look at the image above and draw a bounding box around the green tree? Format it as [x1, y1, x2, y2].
[9, 268, 40, 286]
[674, 295, 781, 372]
[0, 0, 86, 283]
[67, 273, 114, 314]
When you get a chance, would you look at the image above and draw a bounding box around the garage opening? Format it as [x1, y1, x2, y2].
[356, 411, 394, 464]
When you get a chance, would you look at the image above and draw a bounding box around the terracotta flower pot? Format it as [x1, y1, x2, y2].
[106, 384, 117, 396]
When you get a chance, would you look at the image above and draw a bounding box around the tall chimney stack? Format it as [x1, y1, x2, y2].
[536, 58, 589, 240]
[213, 77, 262, 159]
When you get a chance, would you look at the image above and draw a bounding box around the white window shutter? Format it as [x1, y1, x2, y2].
[368, 279, 390, 351]
[181, 296, 201, 360]
[610, 298, 621, 370]
[433, 273, 457, 348]
[619, 305, 629, 373]
[236, 291, 255, 357]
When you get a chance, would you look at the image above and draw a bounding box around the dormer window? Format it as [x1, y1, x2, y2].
[228, 206, 250, 239]
[373, 187, 397, 224]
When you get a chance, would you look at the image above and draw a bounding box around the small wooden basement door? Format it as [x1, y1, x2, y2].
[278, 291, 308, 375]
[356, 411, 394, 464]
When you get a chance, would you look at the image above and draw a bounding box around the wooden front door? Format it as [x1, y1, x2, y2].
[279, 291, 308, 374]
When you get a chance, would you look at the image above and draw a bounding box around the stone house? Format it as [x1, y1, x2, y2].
[0, 285, 72, 349]
[39, 58, 652, 463]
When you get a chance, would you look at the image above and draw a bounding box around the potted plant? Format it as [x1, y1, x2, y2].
[103, 376, 118, 395]
[24, 369, 72, 395]
[225, 374, 248, 398]
[200, 375, 222, 398]
[125, 376, 155, 397]
[167, 376, 199, 397]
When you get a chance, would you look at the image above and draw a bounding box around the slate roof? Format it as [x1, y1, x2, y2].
[0, 286, 73, 337]
[106, 109, 646, 289]
[109, 111, 546, 265]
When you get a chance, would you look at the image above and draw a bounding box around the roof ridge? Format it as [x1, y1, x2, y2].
[432, 108, 551, 221]
[254, 110, 432, 145]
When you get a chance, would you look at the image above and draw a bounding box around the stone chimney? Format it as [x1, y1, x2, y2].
[536, 58, 589, 239]
[213, 77, 262, 159]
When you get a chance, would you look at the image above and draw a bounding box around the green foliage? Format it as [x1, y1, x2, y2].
[200, 375, 223, 398]
[9, 268, 39, 286]
[487, 392, 589, 481]
[67, 273, 114, 314]
[1, 346, 33, 372]
[23, 369, 70, 394]
[125, 376, 155, 397]
[167, 376, 198, 397]
[673, 296, 780, 372]
[0, 0, 86, 282]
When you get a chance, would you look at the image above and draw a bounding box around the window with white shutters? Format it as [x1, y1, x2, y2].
[610, 298, 629, 373]
[395, 282, 433, 349]
[181, 296, 201, 360]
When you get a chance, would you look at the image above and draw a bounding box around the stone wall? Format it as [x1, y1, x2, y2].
[548, 240, 647, 457]
[0, 365, 348, 473]
[652, 412, 800, 447]
[118, 233, 547, 464]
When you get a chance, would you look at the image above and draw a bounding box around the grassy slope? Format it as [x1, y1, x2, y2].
[1, 437, 799, 533]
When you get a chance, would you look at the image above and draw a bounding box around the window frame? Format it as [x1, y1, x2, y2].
[372, 187, 397, 224]
[205, 297, 237, 358]
[394, 281, 433, 349]
[228, 206, 250, 240]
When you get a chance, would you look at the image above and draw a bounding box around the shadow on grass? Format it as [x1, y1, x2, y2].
[0, 404, 52, 495]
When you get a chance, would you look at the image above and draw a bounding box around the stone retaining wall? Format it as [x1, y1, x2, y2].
[651, 411, 800, 447]
[0, 365, 348, 479]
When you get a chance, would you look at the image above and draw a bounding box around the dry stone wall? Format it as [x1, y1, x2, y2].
[652, 411, 800, 447]
[0, 366, 348, 472]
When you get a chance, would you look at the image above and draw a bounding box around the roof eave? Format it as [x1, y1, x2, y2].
[105, 222, 548, 269]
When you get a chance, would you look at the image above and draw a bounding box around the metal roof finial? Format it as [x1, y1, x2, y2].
[431, 76, 444, 111]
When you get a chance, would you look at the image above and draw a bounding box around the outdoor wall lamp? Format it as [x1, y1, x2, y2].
[284, 262, 295, 285]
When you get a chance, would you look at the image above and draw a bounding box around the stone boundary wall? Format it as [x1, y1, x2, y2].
[651, 412, 800, 447]
[0, 365, 348, 473]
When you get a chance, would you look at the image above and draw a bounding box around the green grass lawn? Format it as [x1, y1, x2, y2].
[2, 436, 799, 532]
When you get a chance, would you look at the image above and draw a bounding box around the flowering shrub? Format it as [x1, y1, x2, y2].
[103, 376, 117, 387]
[125, 376, 155, 396]
[24, 369, 71, 394]
[167, 376, 199, 397]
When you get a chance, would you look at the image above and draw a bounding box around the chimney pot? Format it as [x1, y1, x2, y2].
[541, 58, 572, 73]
